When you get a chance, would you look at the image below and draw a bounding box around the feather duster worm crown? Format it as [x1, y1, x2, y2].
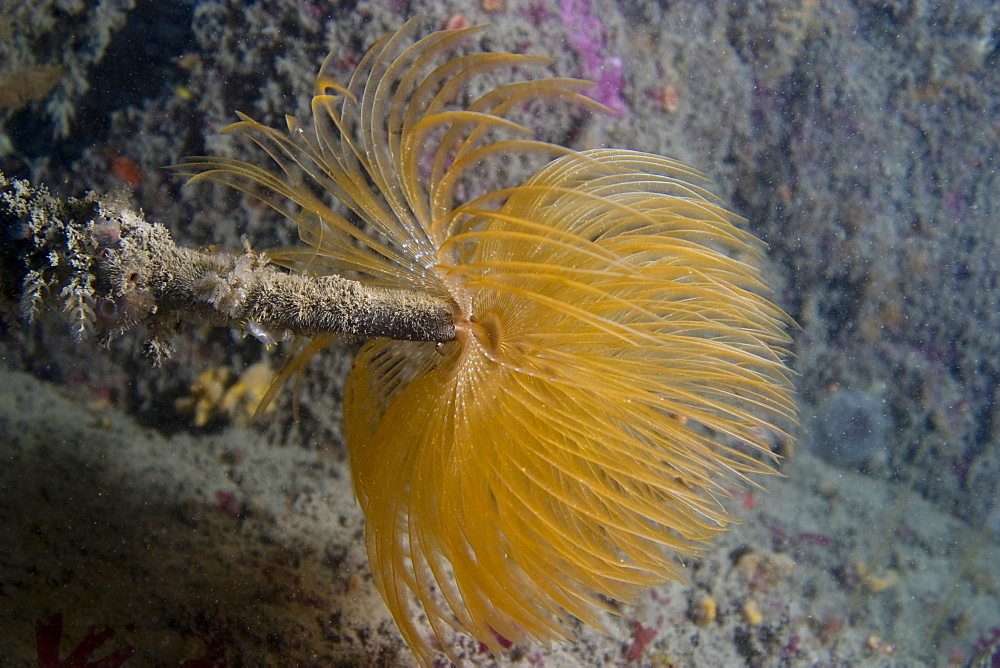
[179, 18, 796, 664]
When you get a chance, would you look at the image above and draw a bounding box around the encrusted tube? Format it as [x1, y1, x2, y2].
[0, 173, 456, 362]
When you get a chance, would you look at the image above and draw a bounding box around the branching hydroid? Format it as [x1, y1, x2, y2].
[178, 18, 796, 664]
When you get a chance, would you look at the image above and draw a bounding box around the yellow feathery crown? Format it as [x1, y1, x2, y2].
[179, 18, 796, 664]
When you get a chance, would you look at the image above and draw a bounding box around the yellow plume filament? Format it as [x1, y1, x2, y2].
[178, 18, 795, 664]
[344, 148, 793, 661]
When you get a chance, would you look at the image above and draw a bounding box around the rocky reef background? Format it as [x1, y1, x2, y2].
[1, 0, 998, 664]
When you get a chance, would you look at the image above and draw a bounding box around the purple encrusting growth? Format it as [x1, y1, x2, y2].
[560, 0, 626, 115]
